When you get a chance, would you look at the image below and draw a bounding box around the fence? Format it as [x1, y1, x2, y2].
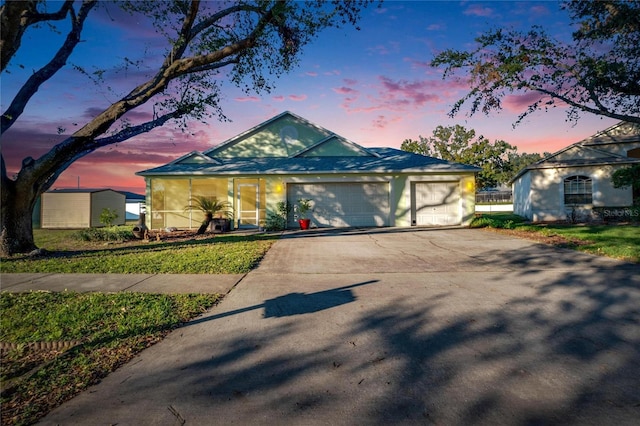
[475, 191, 512, 204]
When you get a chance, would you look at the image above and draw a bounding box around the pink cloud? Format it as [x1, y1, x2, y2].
[378, 76, 440, 109]
[323, 70, 341, 76]
[234, 96, 260, 102]
[503, 92, 546, 113]
[343, 78, 358, 86]
[463, 4, 494, 17]
[305, 72, 318, 77]
[288, 94, 307, 101]
[333, 86, 358, 95]
[272, 95, 285, 102]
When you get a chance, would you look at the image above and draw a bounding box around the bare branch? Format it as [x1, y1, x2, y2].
[1, 1, 97, 134]
[0, 0, 73, 71]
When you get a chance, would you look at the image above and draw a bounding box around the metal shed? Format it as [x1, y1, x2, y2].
[41, 189, 126, 229]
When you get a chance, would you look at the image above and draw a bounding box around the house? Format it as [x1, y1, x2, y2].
[136, 111, 479, 230]
[512, 121, 640, 222]
[40, 189, 126, 228]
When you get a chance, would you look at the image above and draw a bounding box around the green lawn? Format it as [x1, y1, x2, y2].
[471, 213, 640, 263]
[1, 291, 221, 426]
[1, 230, 278, 274]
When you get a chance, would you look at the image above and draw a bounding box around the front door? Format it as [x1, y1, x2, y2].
[237, 184, 259, 228]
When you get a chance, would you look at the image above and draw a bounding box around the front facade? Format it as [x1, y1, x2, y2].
[137, 112, 479, 230]
[512, 121, 640, 222]
[41, 189, 126, 228]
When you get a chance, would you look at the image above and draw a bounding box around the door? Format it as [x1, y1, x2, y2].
[238, 184, 259, 228]
[412, 182, 461, 226]
[287, 182, 389, 227]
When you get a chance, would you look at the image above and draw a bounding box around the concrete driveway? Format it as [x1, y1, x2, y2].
[41, 228, 640, 425]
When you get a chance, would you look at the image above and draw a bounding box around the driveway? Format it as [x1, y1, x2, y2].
[41, 228, 640, 425]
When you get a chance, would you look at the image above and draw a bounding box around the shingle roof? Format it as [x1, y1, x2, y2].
[510, 121, 640, 183]
[137, 147, 479, 176]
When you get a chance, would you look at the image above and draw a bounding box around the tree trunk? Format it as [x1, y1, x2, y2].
[0, 179, 38, 256]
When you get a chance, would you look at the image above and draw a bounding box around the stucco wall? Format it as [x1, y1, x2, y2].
[512, 171, 532, 219]
[516, 165, 633, 222]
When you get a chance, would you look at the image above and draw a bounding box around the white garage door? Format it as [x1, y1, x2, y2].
[288, 182, 389, 227]
[413, 182, 461, 226]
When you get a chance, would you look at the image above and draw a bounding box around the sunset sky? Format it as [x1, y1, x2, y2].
[1, 1, 618, 194]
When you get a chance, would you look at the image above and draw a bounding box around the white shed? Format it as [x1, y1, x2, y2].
[41, 189, 126, 229]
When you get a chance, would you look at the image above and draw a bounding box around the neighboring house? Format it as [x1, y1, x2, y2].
[512, 121, 640, 222]
[40, 189, 126, 228]
[119, 191, 146, 221]
[137, 111, 479, 230]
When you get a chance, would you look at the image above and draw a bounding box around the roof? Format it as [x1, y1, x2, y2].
[119, 191, 145, 201]
[138, 148, 479, 176]
[46, 188, 120, 194]
[510, 121, 640, 183]
[138, 112, 479, 177]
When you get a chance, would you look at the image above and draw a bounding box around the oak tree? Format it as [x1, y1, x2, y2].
[400, 125, 527, 189]
[0, 0, 373, 255]
[431, 0, 640, 125]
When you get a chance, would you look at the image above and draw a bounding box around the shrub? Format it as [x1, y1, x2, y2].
[74, 226, 133, 242]
[470, 214, 525, 229]
[265, 201, 291, 231]
[99, 208, 119, 227]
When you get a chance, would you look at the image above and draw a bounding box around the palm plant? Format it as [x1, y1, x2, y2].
[186, 196, 232, 219]
[185, 196, 232, 234]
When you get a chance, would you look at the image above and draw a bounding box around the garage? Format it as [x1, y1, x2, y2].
[287, 182, 389, 227]
[412, 182, 461, 226]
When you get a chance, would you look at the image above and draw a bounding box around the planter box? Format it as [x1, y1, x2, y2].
[209, 218, 230, 233]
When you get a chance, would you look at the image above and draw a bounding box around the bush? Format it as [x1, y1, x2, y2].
[265, 201, 291, 231]
[99, 208, 119, 227]
[470, 214, 525, 229]
[74, 226, 134, 242]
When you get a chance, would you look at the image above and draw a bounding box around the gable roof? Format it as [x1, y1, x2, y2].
[511, 121, 640, 182]
[138, 112, 479, 177]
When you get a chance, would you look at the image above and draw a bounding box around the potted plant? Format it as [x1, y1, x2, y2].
[297, 198, 312, 230]
[185, 196, 232, 234]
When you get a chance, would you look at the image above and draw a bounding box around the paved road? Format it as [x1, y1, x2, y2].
[31, 228, 640, 425]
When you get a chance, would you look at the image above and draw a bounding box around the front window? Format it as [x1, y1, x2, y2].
[564, 175, 592, 205]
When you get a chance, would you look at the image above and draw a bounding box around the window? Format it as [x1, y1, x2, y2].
[564, 175, 592, 205]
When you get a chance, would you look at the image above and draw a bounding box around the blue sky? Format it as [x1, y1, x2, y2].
[1, 1, 617, 192]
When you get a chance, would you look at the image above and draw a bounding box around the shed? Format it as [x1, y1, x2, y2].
[41, 189, 126, 229]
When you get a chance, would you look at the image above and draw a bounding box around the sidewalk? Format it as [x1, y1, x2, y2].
[0, 273, 244, 295]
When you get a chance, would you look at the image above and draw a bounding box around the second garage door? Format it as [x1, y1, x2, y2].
[412, 182, 461, 226]
[288, 182, 389, 227]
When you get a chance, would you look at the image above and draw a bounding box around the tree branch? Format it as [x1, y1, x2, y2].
[1, 1, 97, 134]
[0, 0, 73, 72]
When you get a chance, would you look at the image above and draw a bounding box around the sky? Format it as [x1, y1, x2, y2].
[1, 0, 618, 194]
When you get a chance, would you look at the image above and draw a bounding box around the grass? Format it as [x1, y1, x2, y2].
[0, 228, 279, 423]
[471, 213, 640, 263]
[1, 228, 279, 274]
[1, 291, 221, 426]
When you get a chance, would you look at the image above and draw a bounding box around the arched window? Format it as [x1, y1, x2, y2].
[564, 175, 592, 205]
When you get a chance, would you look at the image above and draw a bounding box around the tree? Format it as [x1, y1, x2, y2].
[0, 0, 373, 255]
[401, 125, 520, 189]
[612, 164, 640, 204]
[431, 0, 640, 126]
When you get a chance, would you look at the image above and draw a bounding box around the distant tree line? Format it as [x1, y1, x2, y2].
[401, 125, 549, 189]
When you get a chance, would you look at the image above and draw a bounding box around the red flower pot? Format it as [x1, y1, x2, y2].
[298, 219, 311, 230]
